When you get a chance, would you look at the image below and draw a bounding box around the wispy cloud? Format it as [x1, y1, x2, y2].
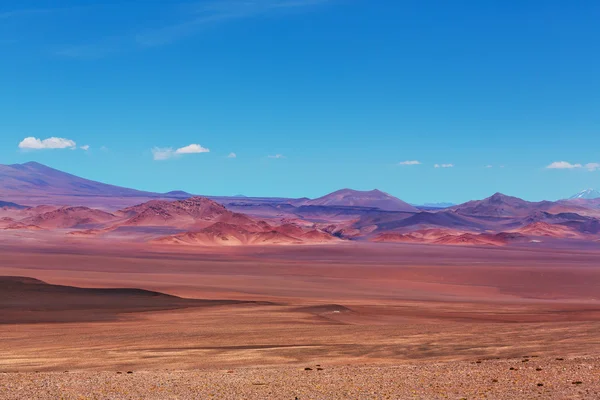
[228, 152, 237, 158]
[585, 163, 600, 172]
[485, 165, 493, 168]
[152, 143, 210, 160]
[546, 161, 582, 169]
[53, 0, 334, 57]
[398, 160, 421, 166]
[434, 163, 454, 168]
[546, 161, 599, 171]
[137, 0, 333, 47]
[268, 154, 285, 159]
[80, 145, 90, 151]
[18, 137, 77, 150]
[0, 8, 52, 20]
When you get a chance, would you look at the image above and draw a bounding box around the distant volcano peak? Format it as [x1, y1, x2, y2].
[569, 189, 600, 200]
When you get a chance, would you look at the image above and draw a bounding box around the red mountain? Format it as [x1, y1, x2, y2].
[119, 197, 256, 229]
[450, 193, 555, 217]
[302, 189, 418, 212]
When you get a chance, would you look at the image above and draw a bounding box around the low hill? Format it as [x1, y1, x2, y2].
[22, 206, 118, 229]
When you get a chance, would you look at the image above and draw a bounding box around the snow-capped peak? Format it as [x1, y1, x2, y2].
[569, 189, 600, 200]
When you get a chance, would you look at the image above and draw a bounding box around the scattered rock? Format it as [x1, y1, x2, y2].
[127, 371, 133, 374]
[537, 383, 544, 387]
[536, 368, 542, 371]
[304, 367, 313, 371]
[573, 381, 583, 385]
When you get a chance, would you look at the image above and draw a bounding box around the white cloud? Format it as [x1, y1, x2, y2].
[485, 165, 493, 168]
[398, 160, 421, 166]
[18, 136, 77, 150]
[585, 163, 600, 172]
[228, 152, 237, 158]
[434, 163, 454, 168]
[80, 145, 90, 151]
[152, 143, 210, 160]
[268, 154, 285, 159]
[175, 143, 210, 154]
[546, 161, 583, 169]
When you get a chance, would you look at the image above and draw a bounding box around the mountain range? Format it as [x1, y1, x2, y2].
[2, 162, 600, 247]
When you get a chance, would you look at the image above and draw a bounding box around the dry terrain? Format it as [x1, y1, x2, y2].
[1, 240, 600, 398]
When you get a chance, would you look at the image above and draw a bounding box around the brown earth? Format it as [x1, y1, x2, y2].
[1, 241, 600, 372]
[1, 240, 600, 399]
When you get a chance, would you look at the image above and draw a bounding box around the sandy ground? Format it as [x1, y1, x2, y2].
[1, 241, 600, 398]
[1, 358, 599, 399]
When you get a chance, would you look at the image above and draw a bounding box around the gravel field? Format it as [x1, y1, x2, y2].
[1, 357, 599, 399]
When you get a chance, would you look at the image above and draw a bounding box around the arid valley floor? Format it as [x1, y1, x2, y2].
[1, 238, 600, 399]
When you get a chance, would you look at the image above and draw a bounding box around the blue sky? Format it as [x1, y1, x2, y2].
[1, 0, 599, 203]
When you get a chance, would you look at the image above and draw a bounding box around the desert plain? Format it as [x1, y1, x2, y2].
[1, 234, 600, 399]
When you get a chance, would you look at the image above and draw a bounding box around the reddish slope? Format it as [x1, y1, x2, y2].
[515, 222, 581, 238]
[433, 233, 503, 246]
[21, 206, 118, 229]
[303, 189, 418, 212]
[372, 228, 465, 243]
[154, 221, 339, 246]
[373, 229, 528, 246]
[156, 224, 301, 246]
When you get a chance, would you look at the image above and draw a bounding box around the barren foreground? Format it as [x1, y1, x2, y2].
[2, 357, 599, 399]
[1, 241, 600, 398]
